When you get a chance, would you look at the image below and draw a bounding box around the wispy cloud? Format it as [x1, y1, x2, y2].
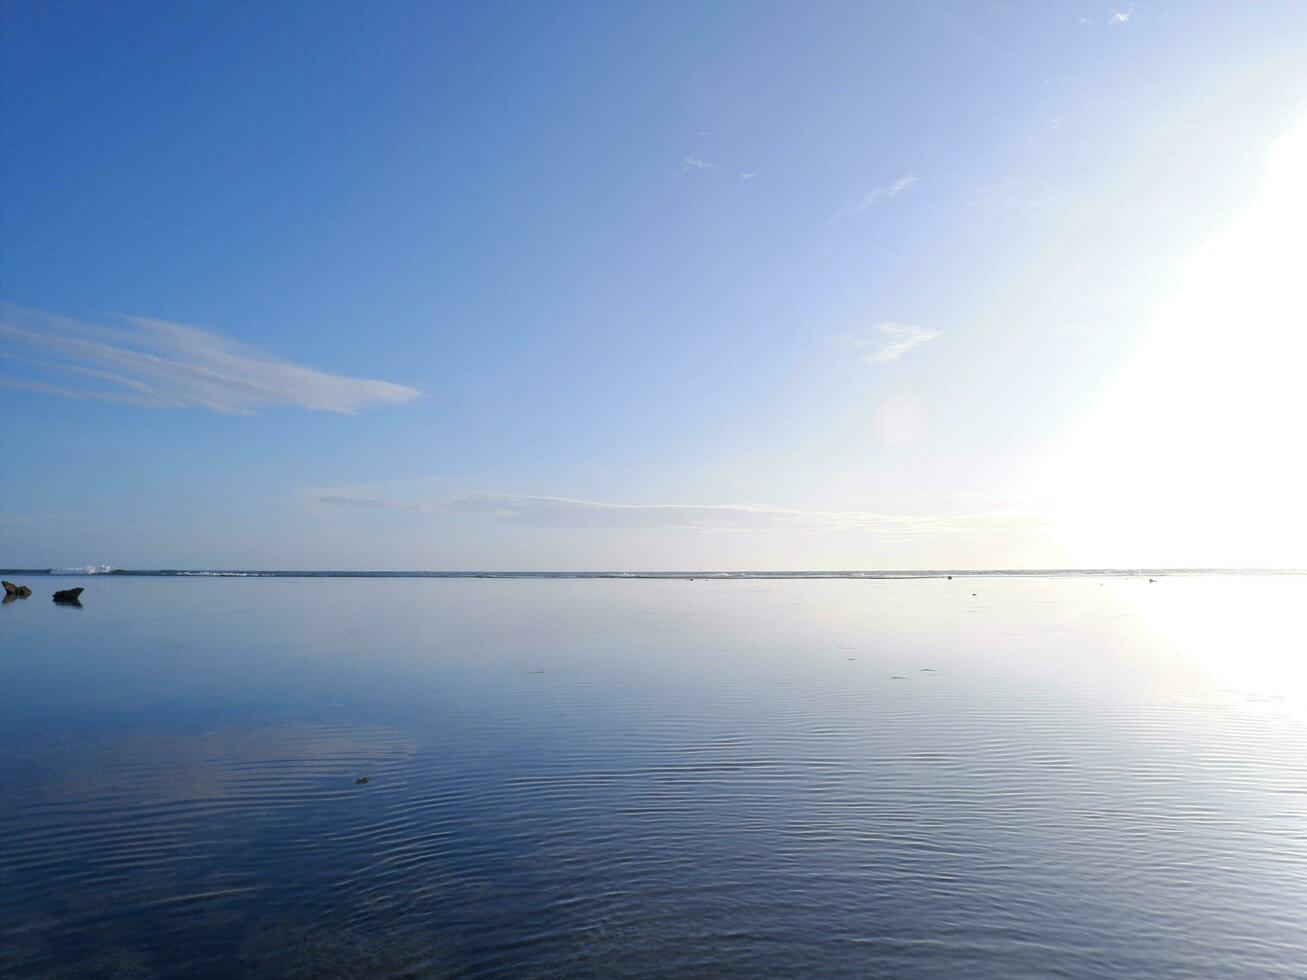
[677, 155, 713, 175]
[314, 494, 418, 510]
[740, 172, 758, 180]
[832, 321, 942, 364]
[1109, 10, 1131, 25]
[316, 489, 1041, 536]
[829, 174, 919, 227]
[854, 174, 918, 213]
[0, 305, 421, 415]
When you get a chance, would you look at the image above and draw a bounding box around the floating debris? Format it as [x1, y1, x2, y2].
[354, 776, 370, 785]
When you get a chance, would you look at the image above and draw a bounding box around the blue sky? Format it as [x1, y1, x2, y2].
[2, 1, 1305, 570]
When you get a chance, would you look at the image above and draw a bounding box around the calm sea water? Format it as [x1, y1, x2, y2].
[2, 574, 1305, 977]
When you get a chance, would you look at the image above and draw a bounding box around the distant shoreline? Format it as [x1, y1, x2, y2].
[1, 568, 1303, 580]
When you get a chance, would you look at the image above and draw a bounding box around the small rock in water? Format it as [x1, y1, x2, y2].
[53, 587, 84, 604]
[919, 668, 935, 672]
[891, 675, 908, 680]
[354, 776, 370, 785]
[2, 581, 32, 600]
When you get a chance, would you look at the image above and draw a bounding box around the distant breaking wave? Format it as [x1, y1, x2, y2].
[1, 568, 1302, 579]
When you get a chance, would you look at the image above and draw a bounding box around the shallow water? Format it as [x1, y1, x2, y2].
[2, 575, 1305, 977]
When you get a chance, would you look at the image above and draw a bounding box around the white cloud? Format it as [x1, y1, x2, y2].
[829, 174, 919, 227]
[317, 489, 1040, 536]
[0, 305, 421, 415]
[833, 321, 942, 364]
[314, 494, 416, 510]
[855, 174, 918, 213]
[740, 172, 758, 180]
[1110, 10, 1131, 25]
[677, 155, 713, 174]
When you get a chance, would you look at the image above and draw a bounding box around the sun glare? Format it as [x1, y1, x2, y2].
[1116, 575, 1307, 717]
[1051, 118, 1307, 569]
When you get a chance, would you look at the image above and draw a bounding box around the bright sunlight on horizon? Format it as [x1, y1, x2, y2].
[1050, 116, 1307, 569]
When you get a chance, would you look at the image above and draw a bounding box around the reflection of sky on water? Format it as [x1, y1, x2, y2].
[2, 575, 1305, 977]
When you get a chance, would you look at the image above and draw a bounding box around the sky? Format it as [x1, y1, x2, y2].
[1, 0, 1305, 571]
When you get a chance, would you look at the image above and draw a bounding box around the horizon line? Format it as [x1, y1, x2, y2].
[3, 567, 1304, 579]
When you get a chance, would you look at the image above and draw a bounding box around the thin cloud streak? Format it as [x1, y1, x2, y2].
[0, 305, 421, 415]
[317, 490, 1041, 536]
[830, 174, 918, 227]
[832, 321, 942, 364]
[855, 174, 918, 213]
[677, 155, 713, 174]
[315, 494, 417, 510]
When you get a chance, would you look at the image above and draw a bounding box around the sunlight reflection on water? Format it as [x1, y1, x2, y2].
[1113, 576, 1307, 716]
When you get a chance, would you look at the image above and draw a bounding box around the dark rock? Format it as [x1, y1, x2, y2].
[17, 585, 30, 597]
[354, 776, 370, 785]
[53, 587, 85, 604]
[2, 581, 17, 596]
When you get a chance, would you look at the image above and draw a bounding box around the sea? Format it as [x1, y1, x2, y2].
[1, 569, 1305, 977]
